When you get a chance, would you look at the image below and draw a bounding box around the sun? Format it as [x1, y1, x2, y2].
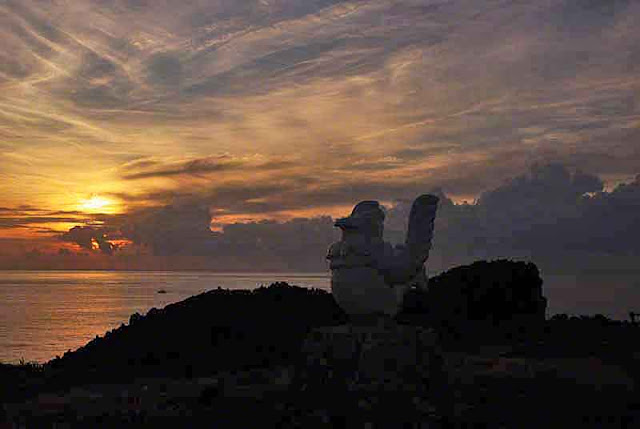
[79, 195, 117, 213]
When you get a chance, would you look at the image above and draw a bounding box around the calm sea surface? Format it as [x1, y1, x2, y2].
[0, 271, 330, 364]
[2, 270, 639, 364]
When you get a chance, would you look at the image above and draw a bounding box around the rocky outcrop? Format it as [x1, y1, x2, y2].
[400, 259, 547, 337]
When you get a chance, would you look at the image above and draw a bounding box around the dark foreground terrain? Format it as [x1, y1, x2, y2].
[2, 261, 639, 427]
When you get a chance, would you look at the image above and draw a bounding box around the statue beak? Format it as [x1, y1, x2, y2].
[334, 217, 356, 230]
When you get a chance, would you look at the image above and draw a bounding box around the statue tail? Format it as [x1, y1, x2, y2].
[405, 194, 439, 264]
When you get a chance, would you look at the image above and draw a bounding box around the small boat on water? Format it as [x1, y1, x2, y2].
[157, 289, 167, 294]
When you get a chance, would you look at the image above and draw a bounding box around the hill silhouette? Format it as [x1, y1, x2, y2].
[46, 282, 347, 387]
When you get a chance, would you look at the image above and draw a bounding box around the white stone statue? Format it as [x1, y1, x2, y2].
[327, 194, 439, 317]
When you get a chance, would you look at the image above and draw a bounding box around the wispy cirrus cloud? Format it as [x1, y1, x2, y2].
[120, 154, 295, 180]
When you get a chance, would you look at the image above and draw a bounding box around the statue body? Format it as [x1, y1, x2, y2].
[327, 195, 439, 317]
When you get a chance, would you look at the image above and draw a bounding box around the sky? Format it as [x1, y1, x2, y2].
[0, 0, 639, 302]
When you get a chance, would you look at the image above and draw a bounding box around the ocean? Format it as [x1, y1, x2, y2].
[0, 271, 330, 364]
[2, 269, 638, 364]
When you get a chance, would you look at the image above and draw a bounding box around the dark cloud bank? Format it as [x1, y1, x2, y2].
[59, 163, 639, 269]
[60, 226, 117, 255]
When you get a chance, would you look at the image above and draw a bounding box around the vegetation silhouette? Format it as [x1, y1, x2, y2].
[47, 282, 347, 386]
[399, 259, 547, 341]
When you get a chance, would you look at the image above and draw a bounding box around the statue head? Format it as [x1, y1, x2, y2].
[334, 200, 385, 239]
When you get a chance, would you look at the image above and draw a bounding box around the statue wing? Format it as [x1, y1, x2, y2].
[373, 195, 439, 286]
[405, 194, 439, 262]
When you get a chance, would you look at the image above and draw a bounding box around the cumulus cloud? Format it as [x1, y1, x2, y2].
[53, 163, 639, 277]
[216, 216, 339, 271]
[394, 163, 639, 272]
[60, 226, 116, 255]
[81, 201, 339, 270]
[120, 204, 217, 256]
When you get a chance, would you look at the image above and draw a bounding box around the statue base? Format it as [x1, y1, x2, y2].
[291, 318, 451, 421]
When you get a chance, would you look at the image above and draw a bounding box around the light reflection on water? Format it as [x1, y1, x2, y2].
[0, 271, 330, 364]
[3, 270, 638, 364]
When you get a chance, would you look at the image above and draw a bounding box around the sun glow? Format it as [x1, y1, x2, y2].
[78, 195, 118, 214]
